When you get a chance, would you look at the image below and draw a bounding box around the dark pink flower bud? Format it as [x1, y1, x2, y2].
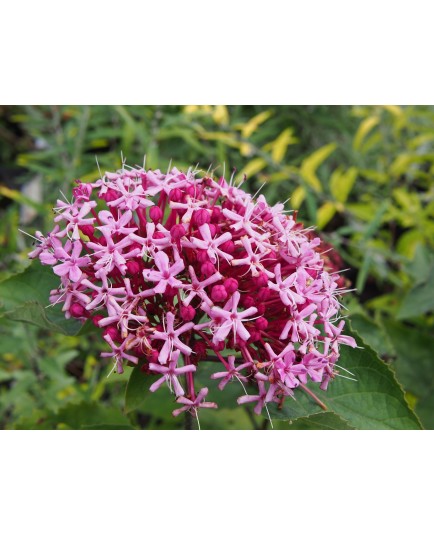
[104, 326, 120, 341]
[242, 295, 255, 308]
[165, 286, 178, 298]
[92, 315, 104, 327]
[193, 209, 210, 226]
[153, 231, 166, 239]
[149, 206, 163, 223]
[169, 188, 183, 202]
[257, 288, 270, 301]
[208, 224, 218, 238]
[201, 261, 216, 277]
[193, 340, 207, 359]
[196, 250, 208, 263]
[170, 224, 186, 240]
[73, 182, 92, 200]
[180, 305, 196, 322]
[126, 260, 141, 275]
[211, 285, 228, 303]
[249, 330, 261, 342]
[254, 272, 268, 287]
[80, 225, 95, 237]
[186, 185, 196, 197]
[214, 341, 225, 352]
[211, 206, 222, 223]
[70, 303, 86, 318]
[219, 240, 234, 254]
[256, 303, 266, 315]
[100, 189, 119, 203]
[224, 278, 238, 294]
[255, 317, 268, 330]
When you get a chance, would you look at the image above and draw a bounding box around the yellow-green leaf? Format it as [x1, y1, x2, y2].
[241, 111, 272, 138]
[300, 143, 336, 192]
[330, 166, 358, 203]
[290, 186, 306, 209]
[353, 116, 380, 150]
[269, 128, 297, 163]
[212, 105, 229, 125]
[316, 202, 337, 229]
[237, 158, 267, 180]
[389, 153, 415, 177]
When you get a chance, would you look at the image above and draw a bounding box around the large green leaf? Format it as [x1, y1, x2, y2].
[0, 263, 81, 335]
[285, 412, 355, 430]
[397, 266, 434, 319]
[124, 366, 159, 414]
[269, 326, 422, 430]
[384, 320, 434, 429]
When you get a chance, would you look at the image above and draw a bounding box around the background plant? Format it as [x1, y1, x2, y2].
[0, 105, 432, 429]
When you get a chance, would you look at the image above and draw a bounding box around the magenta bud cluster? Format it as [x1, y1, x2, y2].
[29, 164, 356, 419]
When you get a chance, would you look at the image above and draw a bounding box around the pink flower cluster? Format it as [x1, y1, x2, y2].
[29, 164, 356, 420]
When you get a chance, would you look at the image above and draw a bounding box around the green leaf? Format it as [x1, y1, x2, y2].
[353, 116, 379, 150]
[270, 128, 298, 163]
[384, 321, 434, 429]
[300, 143, 336, 192]
[397, 266, 434, 319]
[269, 326, 421, 429]
[286, 412, 355, 430]
[124, 366, 156, 414]
[330, 166, 358, 203]
[0, 263, 81, 335]
[316, 202, 336, 229]
[349, 313, 394, 356]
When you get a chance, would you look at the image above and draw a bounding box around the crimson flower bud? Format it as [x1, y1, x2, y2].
[211, 285, 228, 303]
[170, 224, 186, 240]
[149, 206, 163, 223]
[180, 305, 196, 321]
[126, 260, 141, 275]
[169, 188, 183, 202]
[219, 240, 234, 254]
[70, 303, 86, 318]
[201, 261, 215, 277]
[242, 295, 255, 308]
[193, 209, 210, 226]
[255, 317, 268, 330]
[224, 277, 238, 294]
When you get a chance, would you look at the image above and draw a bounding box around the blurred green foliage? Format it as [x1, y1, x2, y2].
[1, 105, 433, 429]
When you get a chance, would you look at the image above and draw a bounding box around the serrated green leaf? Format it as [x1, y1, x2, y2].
[384, 320, 434, 429]
[269, 327, 421, 429]
[0, 263, 81, 335]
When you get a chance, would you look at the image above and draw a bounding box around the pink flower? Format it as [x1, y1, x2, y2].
[172, 387, 218, 418]
[148, 350, 196, 396]
[210, 355, 252, 390]
[150, 312, 194, 364]
[142, 251, 185, 295]
[52, 240, 89, 282]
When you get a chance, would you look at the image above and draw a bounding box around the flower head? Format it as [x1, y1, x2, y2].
[28, 163, 355, 423]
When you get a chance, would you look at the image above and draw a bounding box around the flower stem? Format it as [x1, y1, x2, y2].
[298, 383, 328, 411]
